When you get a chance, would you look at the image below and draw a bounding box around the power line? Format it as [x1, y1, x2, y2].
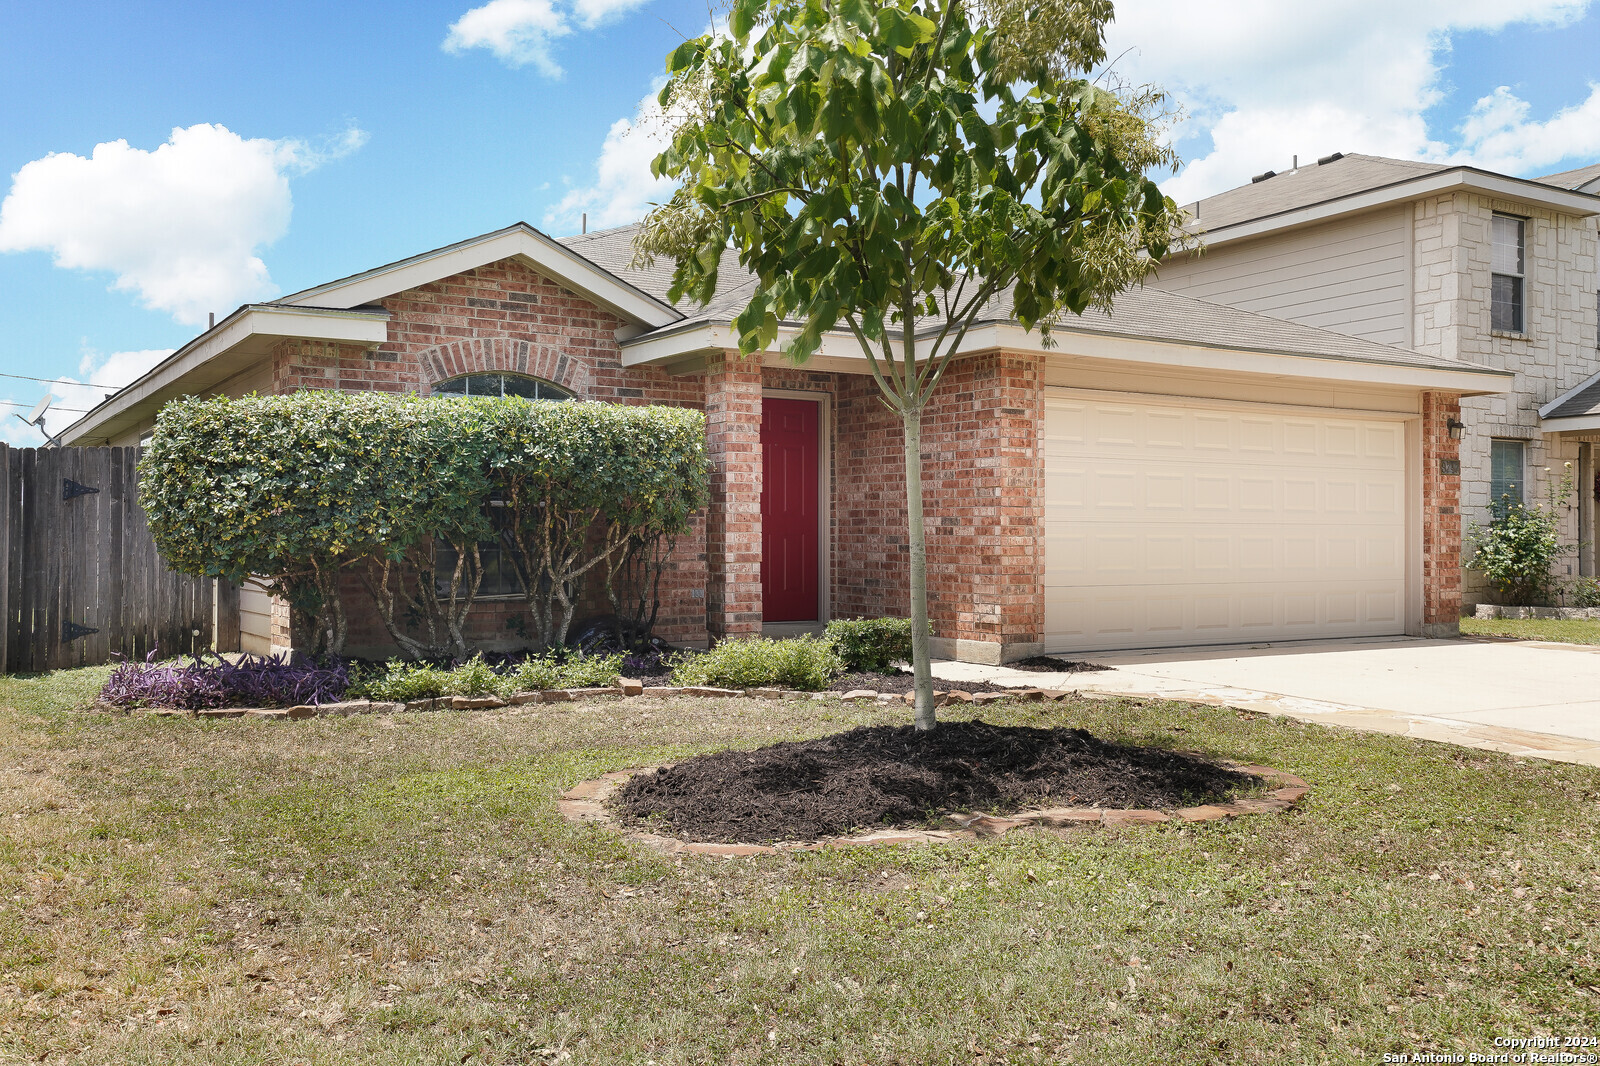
[0, 398, 90, 414]
[0, 370, 119, 390]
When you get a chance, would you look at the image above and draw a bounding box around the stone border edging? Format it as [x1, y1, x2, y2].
[1474, 604, 1600, 621]
[102, 682, 1085, 719]
[557, 761, 1310, 856]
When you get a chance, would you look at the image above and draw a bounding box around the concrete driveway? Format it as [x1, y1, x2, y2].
[934, 637, 1600, 765]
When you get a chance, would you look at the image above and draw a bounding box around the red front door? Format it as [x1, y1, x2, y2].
[760, 397, 820, 623]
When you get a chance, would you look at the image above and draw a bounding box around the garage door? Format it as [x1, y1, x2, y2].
[1043, 392, 1408, 652]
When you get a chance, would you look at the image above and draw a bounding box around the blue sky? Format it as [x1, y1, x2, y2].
[2, 0, 1598, 441]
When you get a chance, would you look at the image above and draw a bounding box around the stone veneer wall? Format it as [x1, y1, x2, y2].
[268, 257, 711, 653]
[1410, 192, 1600, 602]
[832, 351, 1045, 662]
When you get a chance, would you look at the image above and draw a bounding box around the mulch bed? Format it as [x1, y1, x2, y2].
[615, 720, 1259, 843]
[824, 671, 1018, 695]
[1008, 655, 1107, 673]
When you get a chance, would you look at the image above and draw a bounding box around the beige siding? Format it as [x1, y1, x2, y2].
[1154, 207, 1412, 346]
[239, 582, 273, 656]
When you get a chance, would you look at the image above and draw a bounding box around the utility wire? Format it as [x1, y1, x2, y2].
[0, 370, 119, 390]
[0, 398, 90, 414]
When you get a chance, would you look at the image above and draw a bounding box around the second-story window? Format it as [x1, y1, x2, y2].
[1491, 214, 1525, 334]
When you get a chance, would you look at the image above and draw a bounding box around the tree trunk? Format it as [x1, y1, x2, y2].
[901, 404, 937, 730]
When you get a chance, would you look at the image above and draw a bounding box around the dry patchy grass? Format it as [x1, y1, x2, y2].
[1, 666, 1597, 1064]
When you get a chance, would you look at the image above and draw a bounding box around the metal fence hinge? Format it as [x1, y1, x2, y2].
[63, 478, 100, 502]
[63, 621, 99, 642]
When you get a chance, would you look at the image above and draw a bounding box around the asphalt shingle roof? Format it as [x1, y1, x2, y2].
[562, 223, 1487, 374]
[1545, 379, 1600, 419]
[1535, 162, 1600, 191]
[1183, 154, 1447, 231]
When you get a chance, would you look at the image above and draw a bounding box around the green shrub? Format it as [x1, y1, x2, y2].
[1468, 464, 1575, 606]
[670, 636, 842, 691]
[141, 392, 709, 656]
[824, 616, 928, 672]
[1565, 577, 1600, 608]
[507, 652, 623, 691]
[349, 661, 451, 703]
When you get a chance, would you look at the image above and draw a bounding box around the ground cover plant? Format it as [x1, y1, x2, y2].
[347, 652, 625, 702]
[99, 651, 350, 710]
[3, 666, 1598, 1064]
[669, 635, 843, 691]
[618, 720, 1258, 842]
[1460, 617, 1600, 645]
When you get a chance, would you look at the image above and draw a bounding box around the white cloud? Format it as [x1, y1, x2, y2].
[445, 0, 571, 76]
[0, 123, 365, 327]
[1, 347, 171, 445]
[1100, 0, 1596, 202]
[544, 85, 677, 232]
[1455, 83, 1600, 173]
[444, 0, 651, 76]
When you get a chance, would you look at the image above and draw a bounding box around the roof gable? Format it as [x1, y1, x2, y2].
[281, 223, 682, 329]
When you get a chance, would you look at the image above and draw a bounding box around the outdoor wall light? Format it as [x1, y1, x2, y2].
[1446, 417, 1466, 440]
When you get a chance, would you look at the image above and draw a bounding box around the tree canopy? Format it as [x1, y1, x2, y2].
[638, 0, 1187, 727]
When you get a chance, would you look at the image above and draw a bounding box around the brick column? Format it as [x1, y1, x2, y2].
[704, 352, 764, 639]
[1422, 391, 1463, 638]
[924, 351, 1046, 664]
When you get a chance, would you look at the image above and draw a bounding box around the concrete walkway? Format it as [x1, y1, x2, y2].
[933, 637, 1600, 766]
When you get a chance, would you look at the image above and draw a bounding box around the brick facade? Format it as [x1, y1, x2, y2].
[832, 351, 1045, 661]
[1421, 391, 1464, 637]
[704, 354, 764, 639]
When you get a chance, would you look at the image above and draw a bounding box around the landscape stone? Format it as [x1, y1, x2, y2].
[619, 679, 644, 697]
[195, 708, 247, 719]
[1101, 809, 1171, 826]
[404, 698, 441, 712]
[567, 687, 619, 699]
[1027, 807, 1105, 827]
[642, 686, 680, 697]
[451, 696, 506, 710]
[541, 690, 573, 702]
[508, 691, 544, 706]
[1176, 805, 1232, 822]
[839, 689, 876, 700]
[680, 686, 742, 698]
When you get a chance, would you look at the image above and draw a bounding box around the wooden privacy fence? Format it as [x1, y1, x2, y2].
[1, 444, 240, 674]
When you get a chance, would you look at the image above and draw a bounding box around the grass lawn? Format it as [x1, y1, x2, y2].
[2, 668, 1597, 1065]
[1461, 616, 1600, 644]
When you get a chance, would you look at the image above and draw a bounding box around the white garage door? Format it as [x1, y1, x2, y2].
[1043, 391, 1408, 652]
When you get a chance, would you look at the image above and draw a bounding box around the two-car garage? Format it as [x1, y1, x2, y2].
[1041, 390, 1412, 653]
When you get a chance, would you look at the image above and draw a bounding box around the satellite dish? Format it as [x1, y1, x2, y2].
[24, 396, 50, 424]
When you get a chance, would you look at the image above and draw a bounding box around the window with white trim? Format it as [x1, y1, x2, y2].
[1489, 438, 1525, 516]
[434, 372, 574, 401]
[1491, 214, 1525, 334]
[434, 373, 574, 596]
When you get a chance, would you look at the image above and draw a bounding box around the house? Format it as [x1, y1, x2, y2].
[1151, 153, 1600, 603]
[64, 221, 1510, 662]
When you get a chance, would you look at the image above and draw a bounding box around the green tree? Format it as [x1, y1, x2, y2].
[637, 0, 1186, 727]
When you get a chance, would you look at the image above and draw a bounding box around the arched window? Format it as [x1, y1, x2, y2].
[433, 372, 574, 401]
[433, 373, 573, 598]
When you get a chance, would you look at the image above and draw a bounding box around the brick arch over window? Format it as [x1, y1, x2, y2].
[417, 337, 592, 398]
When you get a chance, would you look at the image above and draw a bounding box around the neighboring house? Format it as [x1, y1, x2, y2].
[64, 222, 1509, 662]
[1152, 153, 1600, 603]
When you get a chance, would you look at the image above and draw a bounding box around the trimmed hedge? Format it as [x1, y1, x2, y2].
[824, 616, 926, 673]
[142, 392, 709, 656]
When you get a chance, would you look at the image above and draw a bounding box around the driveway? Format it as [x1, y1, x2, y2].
[934, 637, 1600, 766]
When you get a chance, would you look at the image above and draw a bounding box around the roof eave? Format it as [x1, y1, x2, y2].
[1188, 167, 1600, 249]
[620, 319, 1514, 395]
[61, 305, 391, 445]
